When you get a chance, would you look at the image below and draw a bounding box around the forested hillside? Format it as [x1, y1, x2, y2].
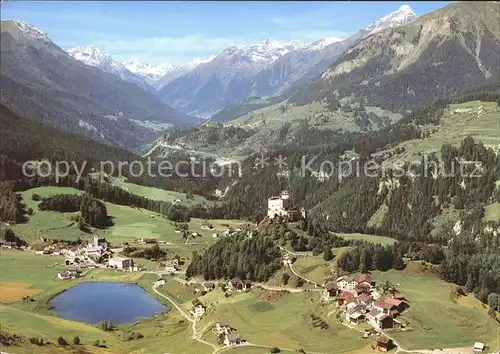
[289, 2, 500, 111]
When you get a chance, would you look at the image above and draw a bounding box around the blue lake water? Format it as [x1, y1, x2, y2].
[50, 282, 166, 324]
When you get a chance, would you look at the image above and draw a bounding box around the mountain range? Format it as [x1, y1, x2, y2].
[64, 5, 419, 118]
[155, 5, 419, 117]
[0, 20, 199, 150]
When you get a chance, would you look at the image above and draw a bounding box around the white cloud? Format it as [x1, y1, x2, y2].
[78, 34, 237, 66]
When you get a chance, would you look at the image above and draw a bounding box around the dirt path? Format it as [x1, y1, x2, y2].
[152, 282, 218, 353]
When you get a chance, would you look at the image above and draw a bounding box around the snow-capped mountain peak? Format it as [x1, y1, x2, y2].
[305, 37, 341, 51]
[68, 45, 153, 91]
[68, 45, 118, 69]
[185, 55, 216, 68]
[216, 38, 306, 68]
[365, 5, 417, 35]
[122, 58, 176, 84]
[9, 20, 50, 42]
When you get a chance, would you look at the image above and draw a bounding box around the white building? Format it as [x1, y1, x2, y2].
[109, 257, 133, 270]
[194, 304, 205, 318]
[267, 191, 291, 218]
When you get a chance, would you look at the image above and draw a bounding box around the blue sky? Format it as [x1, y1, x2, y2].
[1, 1, 450, 66]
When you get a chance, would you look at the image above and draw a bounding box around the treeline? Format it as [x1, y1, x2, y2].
[186, 232, 282, 282]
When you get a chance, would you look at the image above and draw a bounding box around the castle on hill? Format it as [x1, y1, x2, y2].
[267, 191, 305, 220]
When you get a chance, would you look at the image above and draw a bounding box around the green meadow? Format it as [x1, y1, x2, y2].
[335, 232, 396, 246]
[197, 290, 366, 353]
[109, 176, 211, 206]
[372, 268, 500, 351]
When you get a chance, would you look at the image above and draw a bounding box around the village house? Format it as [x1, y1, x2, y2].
[215, 322, 230, 335]
[108, 257, 133, 270]
[345, 310, 366, 325]
[473, 342, 485, 353]
[373, 300, 399, 317]
[191, 301, 206, 319]
[338, 291, 355, 306]
[57, 270, 80, 280]
[323, 281, 339, 301]
[357, 293, 374, 306]
[375, 336, 393, 352]
[203, 282, 216, 292]
[165, 259, 180, 273]
[200, 221, 213, 230]
[224, 333, 242, 346]
[367, 309, 394, 329]
[228, 279, 251, 292]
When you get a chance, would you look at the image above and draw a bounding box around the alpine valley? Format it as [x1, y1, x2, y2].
[0, 2, 499, 354]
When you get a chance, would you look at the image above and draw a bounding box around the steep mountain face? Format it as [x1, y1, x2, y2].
[290, 1, 500, 111]
[122, 58, 175, 86]
[157, 39, 307, 117]
[0, 20, 199, 150]
[68, 45, 154, 93]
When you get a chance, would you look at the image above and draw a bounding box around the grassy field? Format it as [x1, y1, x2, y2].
[292, 256, 335, 285]
[9, 186, 247, 265]
[372, 269, 500, 351]
[197, 290, 366, 353]
[484, 201, 500, 222]
[0, 249, 212, 354]
[9, 187, 86, 244]
[335, 232, 396, 246]
[108, 177, 211, 206]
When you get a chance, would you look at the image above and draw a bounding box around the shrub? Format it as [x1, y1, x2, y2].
[72, 336, 80, 345]
[31, 193, 41, 201]
[57, 337, 68, 345]
[271, 347, 281, 353]
[98, 320, 116, 332]
[29, 337, 44, 346]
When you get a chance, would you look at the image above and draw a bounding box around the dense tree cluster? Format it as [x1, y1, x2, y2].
[122, 244, 168, 261]
[38, 194, 81, 213]
[0, 183, 26, 223]
[36, 193, 111, 228]
[186, 232, 282, 282]
[337, 243, 405, 273]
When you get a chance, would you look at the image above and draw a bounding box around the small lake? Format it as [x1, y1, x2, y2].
[50, 282, 166, 324]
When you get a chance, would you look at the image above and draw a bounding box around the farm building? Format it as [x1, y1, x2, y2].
[376, 336, 393, 352]
[224, 333, 242, 346]
[108, 257, 133, 270]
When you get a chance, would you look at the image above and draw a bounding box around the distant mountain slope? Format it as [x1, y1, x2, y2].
[157, 6, 417, 118]
[0, 104, 140, 179]
[0, 20, 199, 150]
[155, 56, 216, 90]
[157, 39, 305, 117]
[289, 1, 500, 111]
[68, 45, 155, 93]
